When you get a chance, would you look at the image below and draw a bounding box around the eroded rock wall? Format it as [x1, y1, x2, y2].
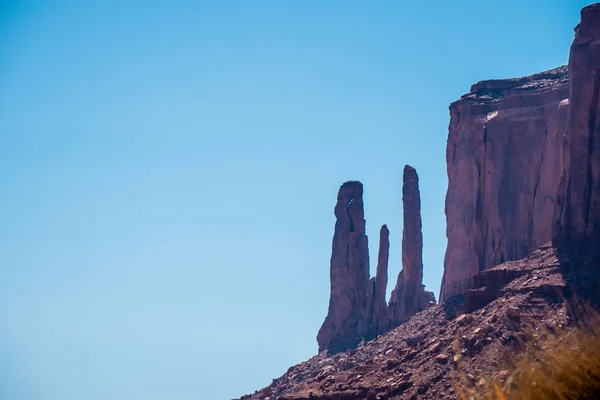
[554, 3, 600, 248]
[441, 68, 570, 301]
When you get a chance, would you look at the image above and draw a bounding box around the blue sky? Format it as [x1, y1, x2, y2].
[0, 1, 593, 399]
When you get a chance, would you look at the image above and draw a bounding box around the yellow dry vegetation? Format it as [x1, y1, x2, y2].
[457, 303, 600, 400]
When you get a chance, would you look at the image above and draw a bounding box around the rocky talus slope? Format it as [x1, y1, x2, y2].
[239, 245, 600, 400]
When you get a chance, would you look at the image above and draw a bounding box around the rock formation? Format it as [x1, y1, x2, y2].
[317, 181, 371, 353]
[442, 4, 600, 303]
[389, 166, 435, 325]
[554, 3, 600, 248]
[365, 225, 390, 341]
[238, 4, 600, 399]
[240, 243, 600, 400]
[318, 167, 435, 354]
[440, 66, 570, 301]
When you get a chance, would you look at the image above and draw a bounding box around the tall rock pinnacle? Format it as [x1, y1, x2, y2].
[389, 166, 435, 326]
[374, 225, 390, 314]
[317, 181, 370, 353]
[438, 3, 600, 302]
[365, 225, 390, 341]
[318, 171, 435, 353]
[401, 165, 425, 316]
[317, 172, 435, 352]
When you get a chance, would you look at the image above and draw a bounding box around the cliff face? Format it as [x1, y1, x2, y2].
[442, 4, 600, 303]
[317, 167, 435, 354]
[440, 67, 570, 301]
[555, 3, 600, 248]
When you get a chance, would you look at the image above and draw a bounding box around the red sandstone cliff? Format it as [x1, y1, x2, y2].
[440, 66, 570, 301]
[442, 3, 600, 303]
[555, 3, 600, 248]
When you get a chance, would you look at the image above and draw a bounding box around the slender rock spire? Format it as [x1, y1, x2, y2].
[317, 181, 370, 353]
[389, 166, 435, 328]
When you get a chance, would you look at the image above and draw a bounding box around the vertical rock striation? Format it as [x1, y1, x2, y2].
[440, 67, 570, 301]
[555, 3, 600, 248]
[441, 3, 600, 303]
[317, 181, 370, 353]
[318, 168, 435, 353]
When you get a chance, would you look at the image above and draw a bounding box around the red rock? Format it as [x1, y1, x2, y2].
[465, 266, 528, 312]
[400, 166, 427, 317]
[435, 353, 449, 364]
[554, 3, 600, 248]
[506, 306, 520, 319]
[374, 225, 389, 314]
[389, 166, 436, 327]
[443, 3, 600, 303]
[365, 225, 390, 341]
[402, 166, 423, 291]
[317, 181, 371, 353]
[236, 244, 582, 399]
[440, 67, 570, 302]
[318, 172, 435, 353]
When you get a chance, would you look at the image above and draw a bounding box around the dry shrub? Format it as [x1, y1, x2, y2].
[458, 303, 600, 400]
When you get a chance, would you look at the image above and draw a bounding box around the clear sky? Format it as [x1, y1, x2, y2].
[0, 1, 594, 399]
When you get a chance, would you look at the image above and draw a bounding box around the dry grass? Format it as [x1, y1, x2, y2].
[457, 303, 600, 400]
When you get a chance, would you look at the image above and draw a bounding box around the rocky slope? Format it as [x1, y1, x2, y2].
[238, 244, 600, 400]
[317, 167, 435, 354]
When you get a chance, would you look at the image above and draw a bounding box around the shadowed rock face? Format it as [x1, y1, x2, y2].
[440, 67, 570, 302]
[554, 3, 600, 248]
[318, 168, 435, 354]
[365, 225, 389, 341]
